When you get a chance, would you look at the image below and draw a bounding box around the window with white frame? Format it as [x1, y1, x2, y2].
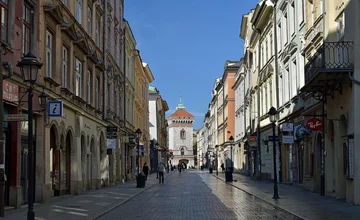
[265, 85, 268, 113]
[269, 81, 273, 108]
[284, 13, 288, 44]
[75, 59, 82, 97]
[87, 70, 92, 104]
[254, 51, 257, 70]
[298, 0, 305, 25]
[279, 73, 283, 106]
[265, 40, 268, 63]
[270, 33, 273, 56]
[75, 0, 83, 24]
[261, 45, 264, 68]
[96, 17, 100, 46]
[62, 46, 68, 88]
[278, 23, 282, 52]
[336, 12, 345, 41]
[46, 30, 53, 77]
[260, 88, 264, 115]
[291, 60, 297, 97]
[285, 68, 290, 102]
[95, 76, 100, 109]
[290, 3, 295, 35]
[87, 6, 92, 35]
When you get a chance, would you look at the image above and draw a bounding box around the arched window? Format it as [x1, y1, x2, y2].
[180, 129, 186, 139]
[181, 147, 184, 155]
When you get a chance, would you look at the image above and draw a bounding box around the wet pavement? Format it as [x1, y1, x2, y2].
[214, 172, 360, 220]
[97, 170, 301, 220]
[1, 172, 171, 220]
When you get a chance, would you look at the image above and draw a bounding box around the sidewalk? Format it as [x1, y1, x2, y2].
[1, 172, 174, 220]
[212, 172, 360, 220]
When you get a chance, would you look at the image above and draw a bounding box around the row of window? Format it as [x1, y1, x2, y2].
[46, 30, 101, 109]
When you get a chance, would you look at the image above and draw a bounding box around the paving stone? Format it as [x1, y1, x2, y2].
[97, 171, 301, 220]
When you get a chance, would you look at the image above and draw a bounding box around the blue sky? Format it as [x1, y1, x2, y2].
[125, 0, 258, 129]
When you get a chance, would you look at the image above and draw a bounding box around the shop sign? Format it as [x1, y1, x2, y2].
[306, 118, 323, 131]
[3, 80, 19, 103]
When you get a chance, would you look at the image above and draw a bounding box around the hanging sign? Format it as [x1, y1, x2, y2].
[306, 118, 323, 131]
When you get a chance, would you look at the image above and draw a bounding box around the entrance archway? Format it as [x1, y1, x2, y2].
[50, 125, 60, 196]
[315, 133, 322, 193]
[64, 129, 72, 194]
[90, 137, 95, 190]
[81, 135, 87, 191]
[99, 132, 107, 186]
[328, 120, 336, 194]
[179, 159, 189, 169]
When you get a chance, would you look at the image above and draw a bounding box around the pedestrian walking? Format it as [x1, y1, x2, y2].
[142, 163, 149, 181]
[178, 163, 182, 174]
[221, 163, 225, 172]
[157, 162, 165, 184]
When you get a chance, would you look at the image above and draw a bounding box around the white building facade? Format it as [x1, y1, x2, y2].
[168, 99, 195, 168]
[233, 60, 247, 173]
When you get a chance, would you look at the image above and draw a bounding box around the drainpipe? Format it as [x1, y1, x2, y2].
[123, 24, 128, 181]
[102, 0, 107, 120]
[252, 25, 262, 180]
[272, 0, 282, 183]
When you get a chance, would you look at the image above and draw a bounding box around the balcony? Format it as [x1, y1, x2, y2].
[302, 41, 354, 94]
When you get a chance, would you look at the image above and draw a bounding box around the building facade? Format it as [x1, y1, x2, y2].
[233, 59, 247, 173]
[168, 99, 195, 168]
[148, 86, 168, 172]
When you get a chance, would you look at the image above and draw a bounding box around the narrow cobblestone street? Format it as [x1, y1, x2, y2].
[97, 171, 301, 220]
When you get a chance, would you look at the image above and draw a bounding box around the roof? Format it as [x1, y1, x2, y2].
[168, 96, 194, 118]
[169, 109, 194, 118]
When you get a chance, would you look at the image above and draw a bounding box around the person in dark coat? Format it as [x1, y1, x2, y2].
[143, 163, 149, 180]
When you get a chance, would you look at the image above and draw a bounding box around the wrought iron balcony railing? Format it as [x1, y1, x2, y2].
[305, 41, 354, 84]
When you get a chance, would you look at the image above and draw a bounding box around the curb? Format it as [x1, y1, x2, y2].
[86, 172, 174, 220]
[211, 174, 307, 220]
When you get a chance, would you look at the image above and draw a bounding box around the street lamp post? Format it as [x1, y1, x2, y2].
[215, 145, 219, 175]
[229, 136, 234, 173]
[135, 128, 142, 175]
[268, 106, 279, 199]
[17, 52, 43, 220]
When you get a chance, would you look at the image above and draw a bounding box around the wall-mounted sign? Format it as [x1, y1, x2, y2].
[294, 125, 311, 140]
[282, 123, 294, 132]
[282, 135, 294, 144]
[3, 80, 19, 103]
[306, 118, 323, 131]
[48, 101, 63, 117]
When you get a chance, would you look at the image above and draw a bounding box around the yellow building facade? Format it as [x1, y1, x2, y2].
[135, 54, 154, 169]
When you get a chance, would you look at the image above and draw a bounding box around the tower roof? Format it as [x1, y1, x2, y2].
[168, 96, 194, 118]
[176, 96, 186, 110]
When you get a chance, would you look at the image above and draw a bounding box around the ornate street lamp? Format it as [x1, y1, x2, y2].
[268, 106, 279, 199]
[17, 52, 43, 220]
[215, 145, 219, 175]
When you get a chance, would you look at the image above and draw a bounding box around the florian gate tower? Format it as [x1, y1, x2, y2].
[167, 98, 195, 168]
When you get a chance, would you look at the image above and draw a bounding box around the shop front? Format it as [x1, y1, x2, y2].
[3, 80, 21, 208]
